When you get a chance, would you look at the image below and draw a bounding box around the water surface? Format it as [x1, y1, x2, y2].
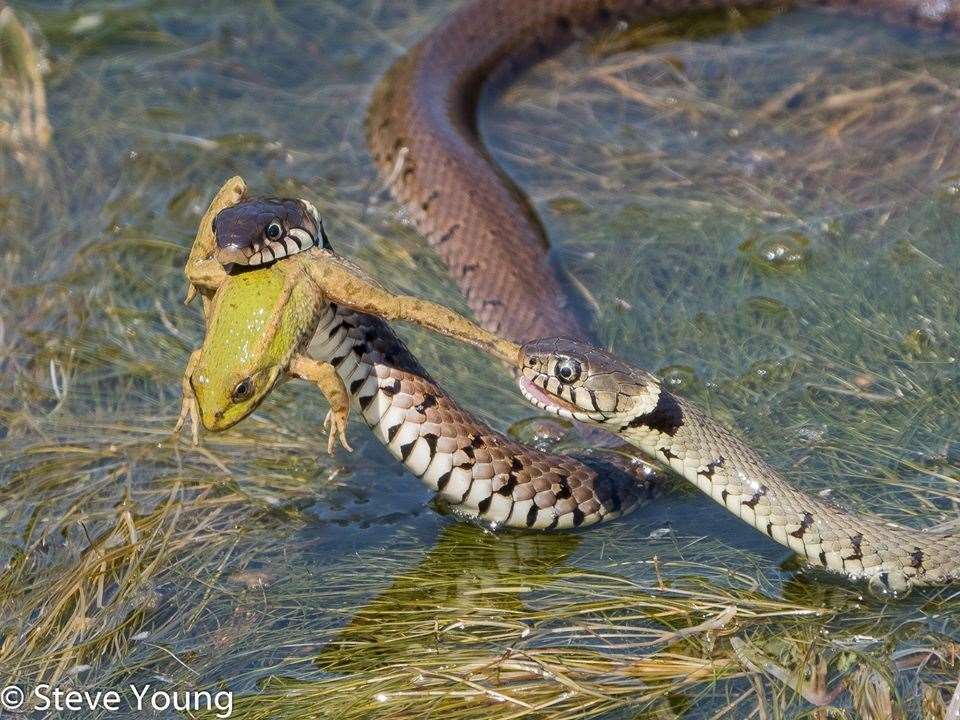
[1, 2, 959, 718]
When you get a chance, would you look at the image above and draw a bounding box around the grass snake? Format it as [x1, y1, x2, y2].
[364, 0, 960, 591]
[220, 0, 960, 590]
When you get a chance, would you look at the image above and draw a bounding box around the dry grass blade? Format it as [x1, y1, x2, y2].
[0, 5, 50, 177]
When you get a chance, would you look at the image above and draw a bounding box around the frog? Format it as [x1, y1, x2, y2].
[174, 176, 521, 452]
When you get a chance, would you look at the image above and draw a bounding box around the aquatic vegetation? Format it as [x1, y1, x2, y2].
[0, 5, 50, 177]
[1, 2, 959, 718]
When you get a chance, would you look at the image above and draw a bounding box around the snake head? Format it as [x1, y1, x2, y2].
[518, 338, 661, 424]
[212, 197, 326, 266]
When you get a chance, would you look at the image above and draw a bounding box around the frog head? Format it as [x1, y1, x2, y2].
[191, 355, 285, 432]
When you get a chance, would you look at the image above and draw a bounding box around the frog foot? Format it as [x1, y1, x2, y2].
[174, 395, 200, 446]
[323, 408, 353, 455]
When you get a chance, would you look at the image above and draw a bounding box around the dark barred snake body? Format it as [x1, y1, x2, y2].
[308, 304, 651, 528]
[358, 0, 960, 591]
[213, 198, 650, 529]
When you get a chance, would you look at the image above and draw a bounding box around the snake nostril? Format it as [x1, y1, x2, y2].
[214, 410, 224, 420]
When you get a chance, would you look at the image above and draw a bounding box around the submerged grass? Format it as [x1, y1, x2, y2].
[1, 1, 960, 718]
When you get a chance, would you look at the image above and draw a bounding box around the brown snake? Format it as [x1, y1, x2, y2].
[359, 0, 960, 591]
[366, 0, 960, 344]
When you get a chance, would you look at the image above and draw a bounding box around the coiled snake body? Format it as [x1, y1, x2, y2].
[308, 303, 651, 529]
[213, 198, 651, 529]
[361, 0, 960, 591]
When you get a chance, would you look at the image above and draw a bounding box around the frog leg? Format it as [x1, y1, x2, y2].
[184, 176, 248, 309]
[185, 258, 228, 295]
[173, 349, 202, 445]
[288, 354, 353, 454]
[302, 252, 521, 365]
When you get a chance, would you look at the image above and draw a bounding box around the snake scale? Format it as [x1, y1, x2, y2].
[517, 339, 960, 591]
[362, 0, 960, 591]
[308, 303, 653, 529]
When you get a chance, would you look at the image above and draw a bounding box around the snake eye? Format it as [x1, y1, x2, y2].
[554, 358, 582, 383]
[232, 378, 255, 402]
[265, 221, 283, 241]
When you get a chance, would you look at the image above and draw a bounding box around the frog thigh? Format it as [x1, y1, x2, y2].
[184, 176, 248, 305]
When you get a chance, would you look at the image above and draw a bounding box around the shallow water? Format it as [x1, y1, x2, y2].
[2, 2, 960, 718]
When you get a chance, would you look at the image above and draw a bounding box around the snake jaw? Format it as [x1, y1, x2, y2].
[215, 243, 256, 265]
[518, 374, 604, 423]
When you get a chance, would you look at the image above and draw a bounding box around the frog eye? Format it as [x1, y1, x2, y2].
[554, 358, 582, 384]
[265, 221, 283, 241]
[232, 378, 255, 402]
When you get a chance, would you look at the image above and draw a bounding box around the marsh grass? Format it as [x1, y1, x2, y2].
[1, 1, 960, 718]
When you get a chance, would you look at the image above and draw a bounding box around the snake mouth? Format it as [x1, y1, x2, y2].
[215, 243, 256, 266]
[518, 375, 581, 418]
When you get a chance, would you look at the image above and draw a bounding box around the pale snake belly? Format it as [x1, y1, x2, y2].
[306, 303, 653, 529]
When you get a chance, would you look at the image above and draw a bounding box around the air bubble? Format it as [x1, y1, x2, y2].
[657, 365, 697, 390]
[739, 232, 811, 272]
[866, 573, 911, 600]
[507, 416, 572, 449]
